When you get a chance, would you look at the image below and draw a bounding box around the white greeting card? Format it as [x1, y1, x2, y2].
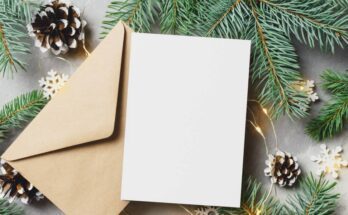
[121, 33, 251, 207]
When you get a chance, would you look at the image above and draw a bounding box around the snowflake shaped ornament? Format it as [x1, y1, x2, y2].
[303, 80, 319, 102]
[297, 80, 319, 111]
[39, 70, 69, 99]
[311, 144, 348, 179]
[195, 206, 220, 215]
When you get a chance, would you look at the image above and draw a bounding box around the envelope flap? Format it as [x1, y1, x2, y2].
[3, 22, 126, 161]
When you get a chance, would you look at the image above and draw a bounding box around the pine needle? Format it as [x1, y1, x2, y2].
[0, 90, 47, 142]
[0, 199, 23, 215]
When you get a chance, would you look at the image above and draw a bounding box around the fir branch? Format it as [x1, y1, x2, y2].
[263, 0, 348, 52]
[219, 174, 339, 215]
[306, 94, 348, 141]
[0, 90, 47, 142]
[0, 0, 38, 77]
[159, 0, 195, 35]
[321, 69, 348, 94]
[195, 0, 252, 39]
[249, 3, 308, 119]
[100, 0, 158, 38]
[0, 0, 39, 23]
[0, 199, 23, 215]
[219, 178, 286, 215]
[287, 173, 339, 215]
[306, 70, 348, 141]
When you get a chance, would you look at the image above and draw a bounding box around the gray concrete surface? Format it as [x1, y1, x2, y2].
[1, 0, 348, 214]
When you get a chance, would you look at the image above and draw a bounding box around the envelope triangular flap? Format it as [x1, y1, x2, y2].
[3, 22, 128, 161]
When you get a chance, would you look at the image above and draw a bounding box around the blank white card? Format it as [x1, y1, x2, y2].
[122, 33, 251, 207]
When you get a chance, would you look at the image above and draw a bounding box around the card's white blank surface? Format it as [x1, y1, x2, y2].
[122, 33, 251, 207]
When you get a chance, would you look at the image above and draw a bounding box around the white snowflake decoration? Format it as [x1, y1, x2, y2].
[39, 70, 69, 99]
[311, 144, 348, 179]
[303, 80, 319, 102]
[195, 206, 220, 215]
[298, 80, 319, 111]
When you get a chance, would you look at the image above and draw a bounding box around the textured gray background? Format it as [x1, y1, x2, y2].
[1, 0, 348, 214]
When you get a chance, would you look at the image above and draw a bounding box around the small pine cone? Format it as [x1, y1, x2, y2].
[264, 151, 301, 187]
[27, 0, 87, 55]
[0, 160, 44, 204]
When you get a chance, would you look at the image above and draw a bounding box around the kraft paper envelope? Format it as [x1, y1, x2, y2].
[2, 22, 131, 215]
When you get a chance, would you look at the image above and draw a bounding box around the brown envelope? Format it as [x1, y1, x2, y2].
[2, 22, 132, 215]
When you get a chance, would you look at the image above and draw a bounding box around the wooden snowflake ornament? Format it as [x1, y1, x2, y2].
[39, 70, 69, 99]
[294, 80, 319, 112]
[195, 206, 220, 215]
[311, 144, 348, 179]
[303, 80, 319, 102]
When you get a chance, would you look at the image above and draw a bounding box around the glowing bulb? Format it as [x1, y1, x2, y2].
[255, 126, 263, 135]
[256, 208, 262, 215]
[262, 108, 268, 115]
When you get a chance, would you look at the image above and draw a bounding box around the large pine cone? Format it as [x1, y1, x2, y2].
[264, 151, 301, 187]
[0, 160, 44, 204]
[27, 0, 87, 55]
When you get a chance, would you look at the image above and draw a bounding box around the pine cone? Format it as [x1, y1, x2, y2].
[27, 0, 87, 55]
[0, 160, 44, 204]
[264, 151, 301, 187]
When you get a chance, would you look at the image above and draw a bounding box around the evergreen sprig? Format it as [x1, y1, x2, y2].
[0, 199, 23, 215]
[287, 173, 339, 215]
[321, 69, 348, 93]
[101, 0, 348, 119]
[306, 70, 348, 141]
[159, 0, 195, 35]
[0, 90, 47, 142]
[264, 0, 348, 52]
[0, 0, 39, 77]
[100, 0, 159, 38]
[219, 173, 339, 215]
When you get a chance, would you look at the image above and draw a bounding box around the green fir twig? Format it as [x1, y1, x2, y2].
[0, 0, 39, 77]
[0, 199, 23, 215]
[219, 174, 339, 215]
[262, 0, 348, 52]
[321, 69, 348, 94]
[287, 173, 339, 215]
[159, 0, 195, 35]
[0, 90, 47, 142]
[306, 70, 348, 141]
